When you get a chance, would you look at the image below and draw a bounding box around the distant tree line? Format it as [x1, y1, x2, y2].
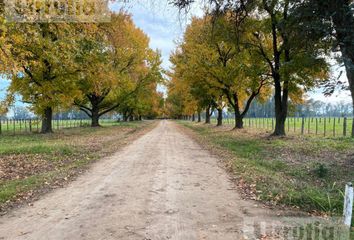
[245, 98, 352, 118]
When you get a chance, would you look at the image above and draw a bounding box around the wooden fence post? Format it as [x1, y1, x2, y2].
[267, 118, 269, 130]
[343, 117, 347, 137]
[287, 118, 290, 132]
[333, 117, 336, 137]
[272, 118, 274, 130]
[324, 118, 327, 137]
[301, 117, 305, 135]
[29, 119, 32, 132]
[316, 118, 318, 135]
[0, 119, 2, 135]
[343, 182, 353, 227]
[308, 118, 310, 134]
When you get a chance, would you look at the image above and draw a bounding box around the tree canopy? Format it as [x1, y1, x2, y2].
[1, 9, 164, 132]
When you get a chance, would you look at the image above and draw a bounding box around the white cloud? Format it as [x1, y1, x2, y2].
[110, 0, 203, 70]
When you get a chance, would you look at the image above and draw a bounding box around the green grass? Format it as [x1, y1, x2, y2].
[180, 121, 354, 226]
[212, 117, 354, 138]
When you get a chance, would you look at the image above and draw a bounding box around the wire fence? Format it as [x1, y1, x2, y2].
[209, 117, 354, 138]
[0, 119, 120, 135]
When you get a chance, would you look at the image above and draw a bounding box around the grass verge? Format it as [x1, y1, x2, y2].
[0, 121, 155, 213]
[178, 121, 354, 228]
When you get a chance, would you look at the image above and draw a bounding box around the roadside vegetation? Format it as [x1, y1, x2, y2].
[0, 121, 155, 213]
[180, 121, 354, 226]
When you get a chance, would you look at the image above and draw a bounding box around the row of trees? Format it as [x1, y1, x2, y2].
[0, 9, 164, 133]
[168, 0, 353, 136]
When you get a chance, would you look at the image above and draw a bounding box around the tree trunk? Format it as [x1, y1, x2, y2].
[123, 111, 128, 122]
[129, 115, 134, 121]
[331, 1, 354, 137]
[217, 108, 223, 126]
[234, 113, 244, 129]
[91, 105, 100, 127]
[41, 107, 53, 133]
[205, 106, 211, 124]
[138, 115, 142, 121]
[192, 114, 195, 122]
[197, 111, 201, 122]
[273, 84, 288, 136]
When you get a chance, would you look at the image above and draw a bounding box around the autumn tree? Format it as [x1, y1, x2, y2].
[5, 22, 81, 133]
[73, 12, 162, 126]
[173, 0, 330, 135]
[169, 48, 218, 124]
[172, 15, 270, 128]
[1, 0, 112, 133]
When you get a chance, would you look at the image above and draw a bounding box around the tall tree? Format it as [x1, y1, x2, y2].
[293, 0, 354, 135]
[5, 22, 81, 133]
[174, 15, 271, 128]
[73, 13, 162, 126]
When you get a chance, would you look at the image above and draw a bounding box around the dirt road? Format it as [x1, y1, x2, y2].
[0, 121, 277, 240]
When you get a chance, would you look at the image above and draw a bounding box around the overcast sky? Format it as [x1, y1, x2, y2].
[0, 1, 351, 105]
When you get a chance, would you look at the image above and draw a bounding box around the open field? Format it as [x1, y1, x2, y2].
[179, 121, 354, 228]
[210, 117, 354, 138]
[0, 121, 155, 212]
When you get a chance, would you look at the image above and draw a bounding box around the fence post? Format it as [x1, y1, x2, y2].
[333, 117, 336, 137]
[301, 117, 305, 135]
[324, 118, 327, 137]
[0, 119, 2, 135]
[272, 118, 274, 130]
[267, 118, 269, 130]
[287, 118, 290, 132]
[343, 182, 353, 227]
[343, 117, 347, 137]
[294, 118, 296, 132]
[13, 120, 15, 134]
[308, 117, 310, 134]
[316, 118, 318, 135]
[29, 119, 32, 132]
